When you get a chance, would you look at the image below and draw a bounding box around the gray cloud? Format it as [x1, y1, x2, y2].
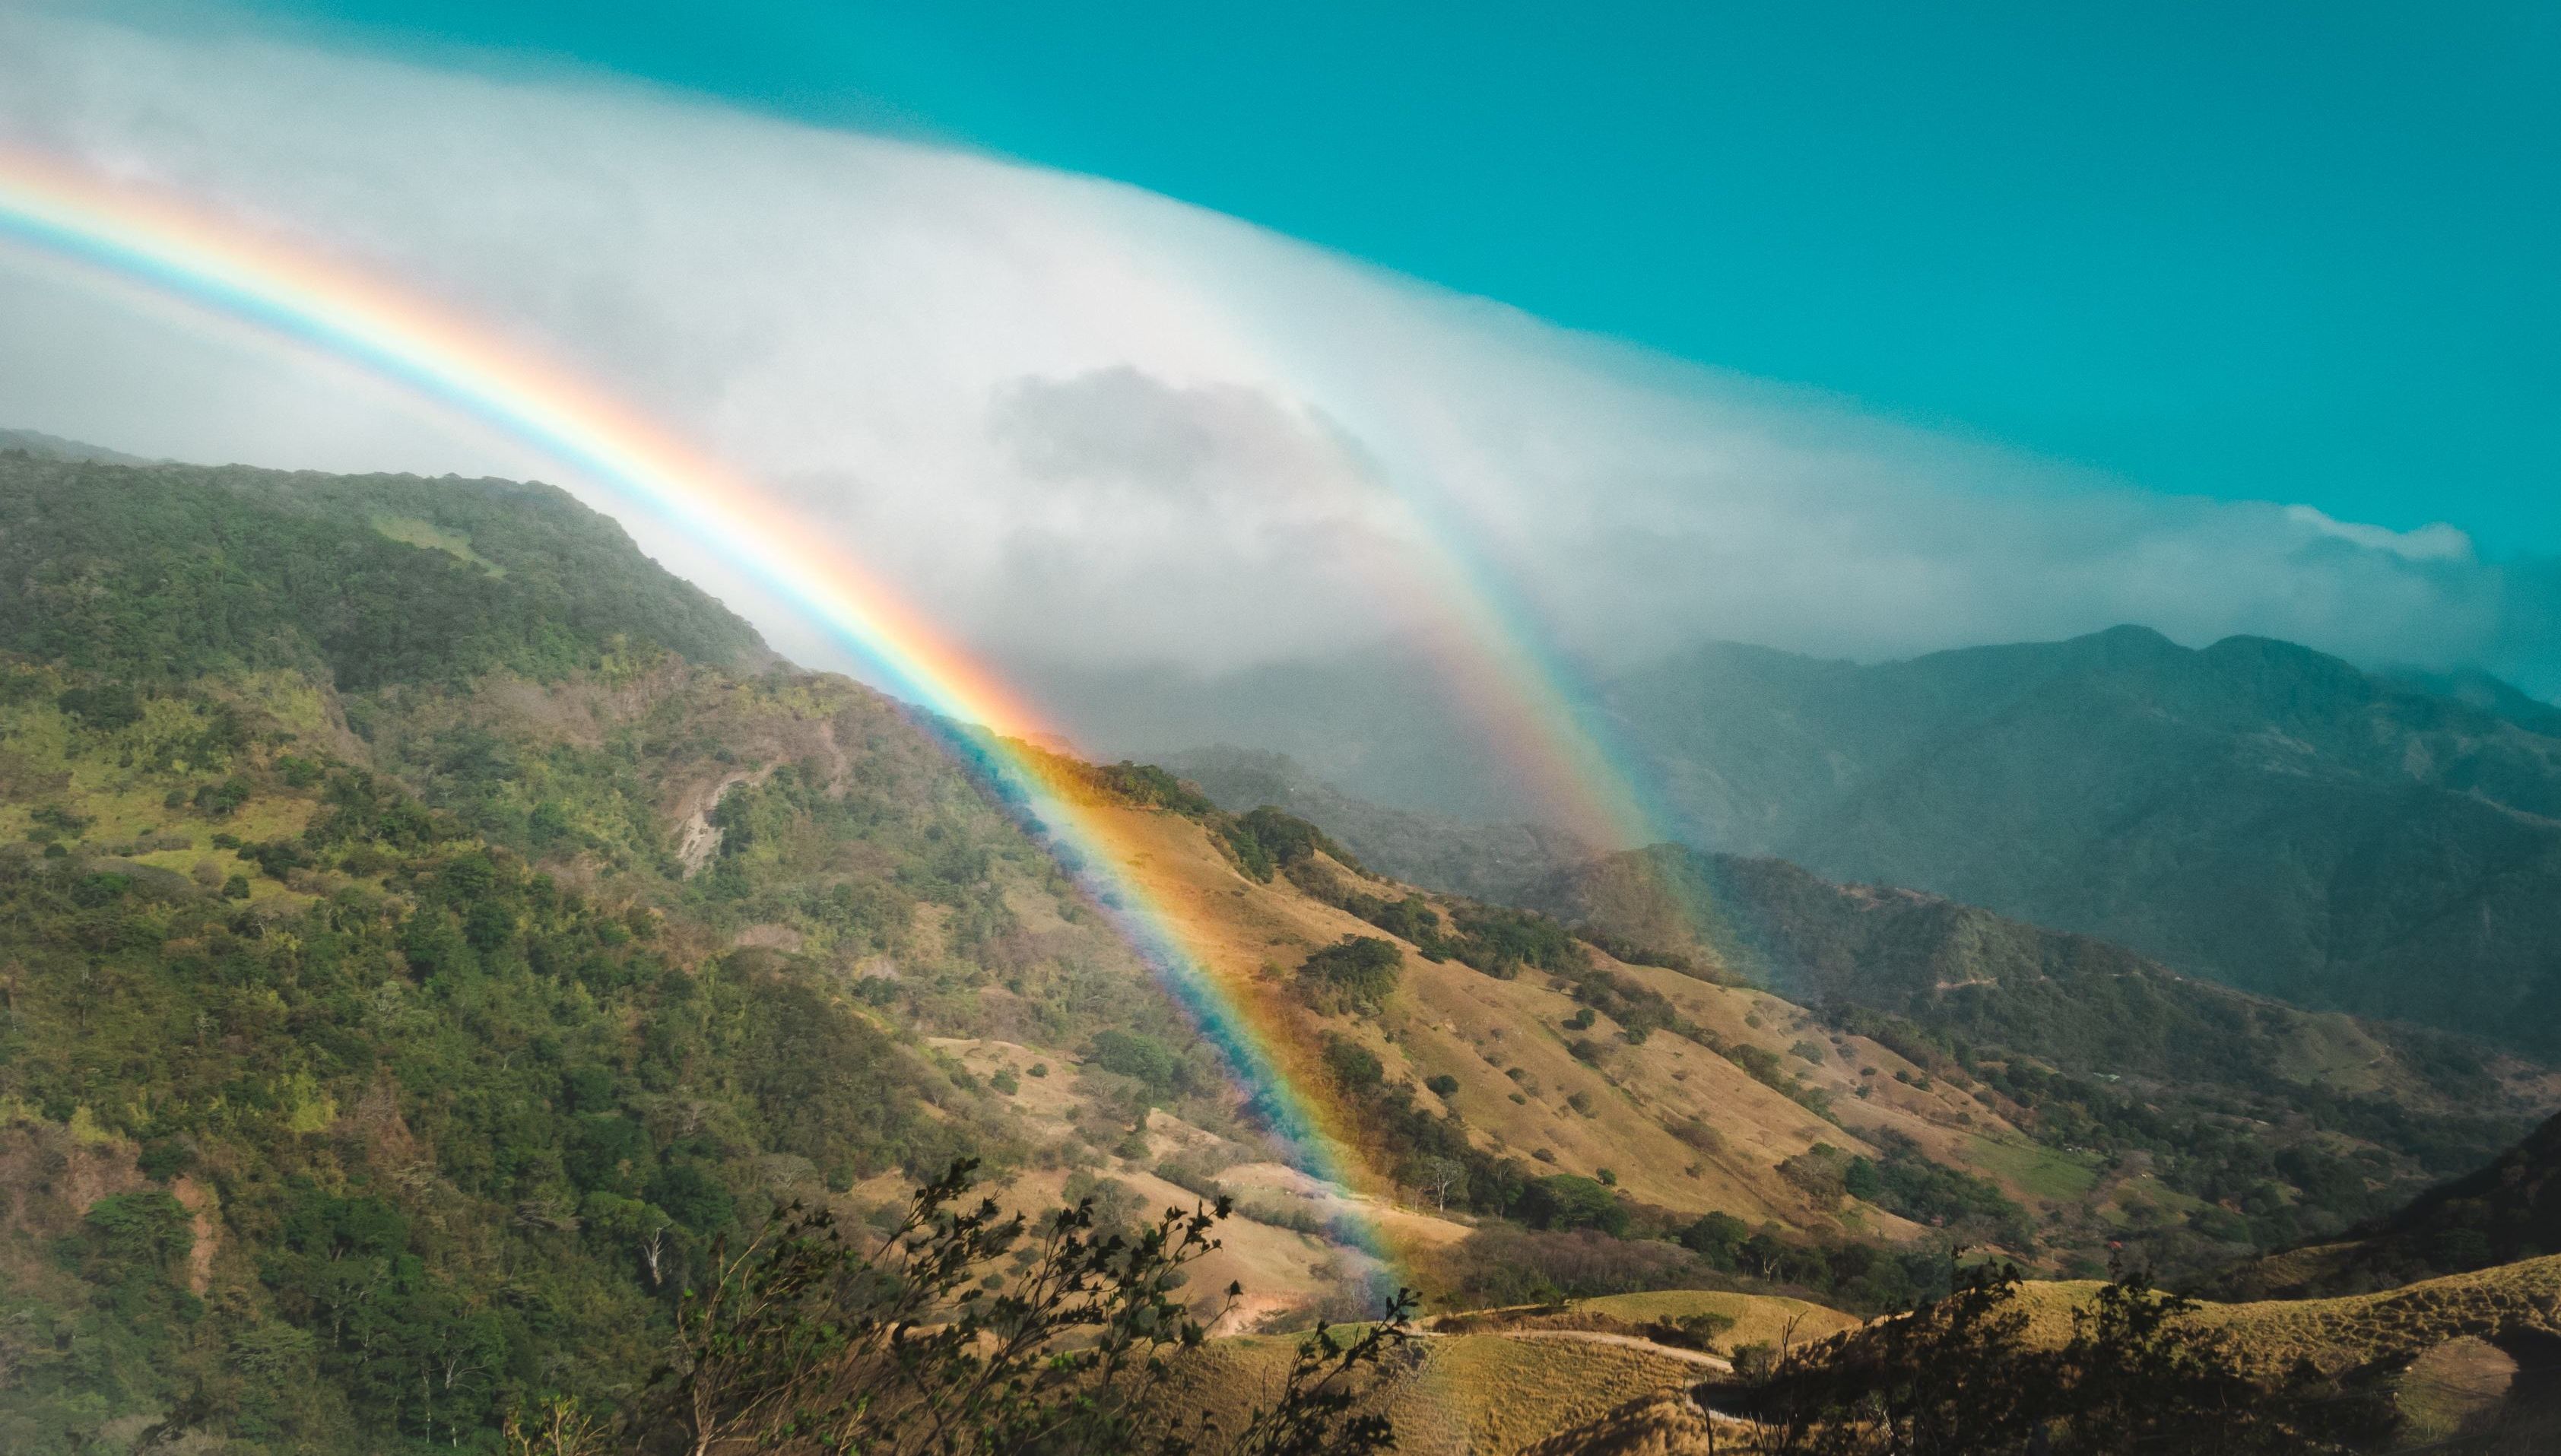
[0, 9, 2552, 708]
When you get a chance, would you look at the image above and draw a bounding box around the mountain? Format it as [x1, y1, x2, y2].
[1538, 845, 2561, 1270]
[0, 455, 2115, 1450]
[1157, 744, 1598, 902]
[0, 427, 158, 465]
[1055, 629, 2561, 1055]
[0, 454, 769, 687]
[13, 454, 2561, 1452]
[1163, 756, 2561, 1283]
[2218, 1108, 2561, 1300]
[0, 457, 1461, 1448]
[1598, 627, 2561, 1055]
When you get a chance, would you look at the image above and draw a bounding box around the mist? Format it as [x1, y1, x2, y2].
[2, 4, 2553, 771]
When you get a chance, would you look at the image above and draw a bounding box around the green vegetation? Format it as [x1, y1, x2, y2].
[1516, 1175, 1629, 1236]
[0, 709, 979, 1449]
[1295, 935, 1401, 1013]
[1218, 804, 1351, 882]
[0, 456, 759, 687]
[0, 465, 1251, 1451]
[2217, 1108, 2561, 1299]
[1779, 1136, 2029, 1247]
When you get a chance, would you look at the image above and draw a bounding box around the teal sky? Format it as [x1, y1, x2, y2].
[216, 2, 2560, 553]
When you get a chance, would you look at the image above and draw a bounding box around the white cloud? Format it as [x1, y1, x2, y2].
[2281, 504, 2474, 562]
[0, 8, 2551, 710]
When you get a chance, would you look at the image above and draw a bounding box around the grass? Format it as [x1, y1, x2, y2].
[2007, 1255, 2561, 1376]
[371, 512, 505, 576]
[1962, 1133, 2102, 1204]
[1163, 1330, 1711, 1456]
[1572, 1289, 1864, 1350]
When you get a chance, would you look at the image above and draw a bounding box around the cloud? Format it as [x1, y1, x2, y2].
[2281, 504, 2474, 562]
[0, 8, 2553, 710]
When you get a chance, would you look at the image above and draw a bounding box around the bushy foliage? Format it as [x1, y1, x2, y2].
[1217, 805, 1350, 883]
[1515, 1175, 1630, 1236]
[645, 1159, 1414, 1455]
[1087, 1029, 1193, 1098]
[0, 718, 959, 1450]
[1296, 935, 1402, 1013]
[0, 458, 759, 685]
[1420, 1226, 1707, 1308]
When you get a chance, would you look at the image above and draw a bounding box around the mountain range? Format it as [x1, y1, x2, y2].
[7, 441, 2561, 1450]
[1136, 623, 2561, 1056]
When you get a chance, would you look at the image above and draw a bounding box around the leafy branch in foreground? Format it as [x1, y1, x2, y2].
[1227, 1291, 1418, 1456]
[635, 1158, 1412, 1455]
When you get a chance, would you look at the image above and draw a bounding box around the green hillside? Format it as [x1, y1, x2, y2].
[0, 462, 1239, 1452]
[0, 452, 766, 687]
[2216, 1108, 2561, 1300]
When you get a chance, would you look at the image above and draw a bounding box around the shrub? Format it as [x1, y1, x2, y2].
[1424, 1226, 1702, 1307]
[1299, 935, 1402, 1011]
[58, 683, 144, 730]
[1322, 1034, 1384, 1090]
[1517, 1174, 1628, 1236]
[1085, 1029, 1187, 1096]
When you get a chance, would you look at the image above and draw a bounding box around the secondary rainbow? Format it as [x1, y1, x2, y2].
[0, 150, 1415, 1244]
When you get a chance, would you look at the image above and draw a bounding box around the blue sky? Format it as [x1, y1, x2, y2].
[233, 1, 2559, 555]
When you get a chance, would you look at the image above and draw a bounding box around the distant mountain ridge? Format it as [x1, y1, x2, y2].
[1601, 626, 2561, 1053]
[0, 426, 160, 465]
[1091, 627, 2561, 1052]
[1157, 744, 1599, 902]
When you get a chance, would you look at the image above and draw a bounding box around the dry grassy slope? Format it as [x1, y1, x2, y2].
[925, 1036, 1471, 1331]
[2008, 1255, 2561, 1375]
[1569, 1289, 1863, 1350]
[1163, 1328, 1715, 1456]
[1088, 805, 2068, 1233]
[1518, 1259, 2561, 1456]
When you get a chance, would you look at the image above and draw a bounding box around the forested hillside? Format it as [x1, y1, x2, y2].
[2216, 1108, 2561, 1300]
[0, 455, 765, 687]
[0, 457, 1246, 1450]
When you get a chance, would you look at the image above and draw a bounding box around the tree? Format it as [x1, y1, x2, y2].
[645, 1158, 1414, 1455]
[1413, 1156, 1468, 1212]
[1516, 1175, 1628, 1236]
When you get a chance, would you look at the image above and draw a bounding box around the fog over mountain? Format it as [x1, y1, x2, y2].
[3, 6, 2558, 763]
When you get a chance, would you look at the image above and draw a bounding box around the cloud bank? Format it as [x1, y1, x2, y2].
[0, 8, 2553, 715]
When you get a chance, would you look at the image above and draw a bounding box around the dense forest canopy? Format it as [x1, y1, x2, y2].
[0, 454, 765, 687]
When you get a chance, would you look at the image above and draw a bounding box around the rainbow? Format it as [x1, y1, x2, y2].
[0, 150, 1439, 1232]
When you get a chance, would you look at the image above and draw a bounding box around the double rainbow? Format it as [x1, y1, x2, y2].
[0, 150, 1645, 1261]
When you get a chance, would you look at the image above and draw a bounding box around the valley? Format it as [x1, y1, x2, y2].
[3, 450, 2560, 1451]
